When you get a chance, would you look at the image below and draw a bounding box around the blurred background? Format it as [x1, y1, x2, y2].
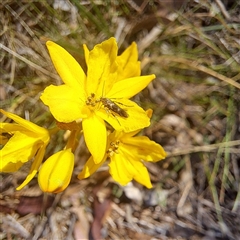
[1, 0, 240, 239]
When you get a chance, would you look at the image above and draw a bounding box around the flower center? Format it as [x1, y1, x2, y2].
[107, 140, 120, 157]
[85, 93, 97, 107]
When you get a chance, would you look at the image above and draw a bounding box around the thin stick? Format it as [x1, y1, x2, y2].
[167, 140, 240, 157]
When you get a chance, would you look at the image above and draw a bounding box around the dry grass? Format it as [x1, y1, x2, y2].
[1, 0, 240, 239]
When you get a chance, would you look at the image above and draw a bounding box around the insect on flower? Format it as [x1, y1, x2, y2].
[99, 97, 129, 118]
[98, 78, 129, 119]
[86, 77, 129, 121]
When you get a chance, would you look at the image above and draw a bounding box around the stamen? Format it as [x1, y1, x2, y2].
[85, 93, 97, 107]
[107, 140, 120, 157]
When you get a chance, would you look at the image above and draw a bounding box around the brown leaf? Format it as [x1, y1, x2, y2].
[16, 195, 54, 216]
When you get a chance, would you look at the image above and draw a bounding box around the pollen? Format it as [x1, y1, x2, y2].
[85, 93, 97, 107]
[107, 140, 120, 157]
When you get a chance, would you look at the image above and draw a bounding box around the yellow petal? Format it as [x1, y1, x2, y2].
[109, 148, 152, 188]
[16, 144, 47, 190]
[46, 41, 86, 91]
[83, 44, 89, 66]
[38, 149, 74, 193]
[0, 161, 24, 172]
[1, 122, 26, 133]
[107, 75, 155, 99]
[0, 109, 48, 136]
[131, 161, 152, 189]
[86, 37, 118, 97]
[0, 132, 42, 171]
[82, 114, 107, 164]
[78, 155, 106, 179]
[40, 84, 87, 122]
[118, 42, 138, 68]
[96, 99, 150, 132]
[0, 110, 50, 189]
[116, 42, 141, 80]
[108, 153, 131, 185]
[123, 136, 167, 162]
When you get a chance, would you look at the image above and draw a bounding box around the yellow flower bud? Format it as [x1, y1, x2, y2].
[38, 149, 74, 193]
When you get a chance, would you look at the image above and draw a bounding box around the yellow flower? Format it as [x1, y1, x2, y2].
[78, 129, 167, 188]
[40, 38, 155, 164]
[38, 149, 74, 193]
[0, 109, 50, 190]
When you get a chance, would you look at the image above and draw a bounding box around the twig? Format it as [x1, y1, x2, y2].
[215, 0, 231, 20]
[3, 214, 30, 239]
[167, 140, 240, 157]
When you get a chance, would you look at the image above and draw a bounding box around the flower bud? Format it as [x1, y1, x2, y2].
[38, 149, 74, 193]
